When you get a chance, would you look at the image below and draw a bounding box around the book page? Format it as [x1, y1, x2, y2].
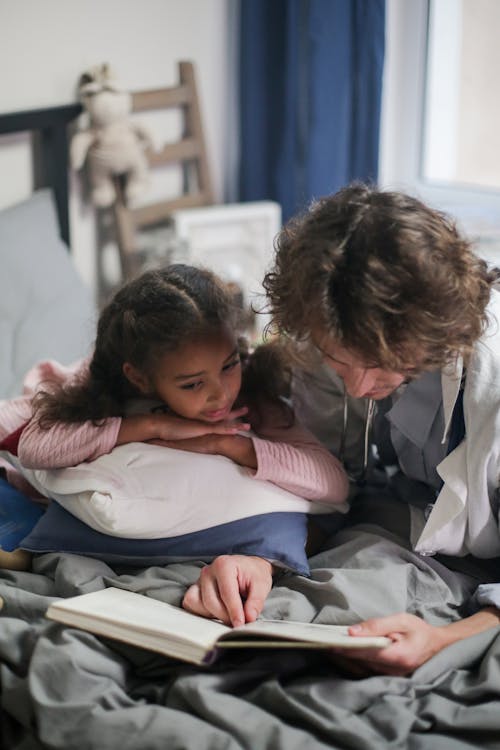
[46, 588, 391, 658]
[220, 618, 391, 649]
[47, 587, 230, 650]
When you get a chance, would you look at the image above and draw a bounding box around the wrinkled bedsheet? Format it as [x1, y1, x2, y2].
[1, 524, 500, 750]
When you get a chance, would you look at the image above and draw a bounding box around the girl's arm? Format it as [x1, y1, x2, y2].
[159, 403, 350, 504]
[0, 357, 88, 449]
[248, 423, 349, 503]
[241, 400, 349, 503]
[19, 410, 251, 470]
[0, 396, 32, 441]
[8, 358, 119, 469]
[14, 357, 120, 469]
[18, 416, 122, 469]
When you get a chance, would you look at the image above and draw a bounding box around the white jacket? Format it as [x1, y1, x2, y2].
[415, 288, 500, 558]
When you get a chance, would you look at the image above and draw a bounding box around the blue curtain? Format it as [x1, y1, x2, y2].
[238, 0, 386, 222]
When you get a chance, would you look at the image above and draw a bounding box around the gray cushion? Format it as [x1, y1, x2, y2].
[0, 190, 96, 397]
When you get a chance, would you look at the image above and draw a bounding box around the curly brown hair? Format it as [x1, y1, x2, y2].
[34, 264, 291, 426]
[263, 183, 498, 372]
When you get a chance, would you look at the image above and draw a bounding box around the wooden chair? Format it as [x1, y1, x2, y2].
[111, 61, 214, 281]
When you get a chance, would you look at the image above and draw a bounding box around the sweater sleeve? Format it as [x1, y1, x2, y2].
[250, 404, 349, 504]
[0, 359, 89, 445]
[16, 356, 122, 469]
[17, 416, 122, 469]
[0, 396, 32, 441]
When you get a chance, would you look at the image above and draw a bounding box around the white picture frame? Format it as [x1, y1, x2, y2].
[171, 201, 282, 338]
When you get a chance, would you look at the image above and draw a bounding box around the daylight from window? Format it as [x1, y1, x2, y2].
[423, 0, 500, 193]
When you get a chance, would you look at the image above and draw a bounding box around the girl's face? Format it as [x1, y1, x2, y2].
[128, 326, 243, 422]
[313, 334, 408, 400]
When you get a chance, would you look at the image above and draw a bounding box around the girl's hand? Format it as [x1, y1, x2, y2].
[117, 408, 250, 445]
[153, 408, 251, 441]
[149, 433, 258, 469]
[182, 555, 274, 627]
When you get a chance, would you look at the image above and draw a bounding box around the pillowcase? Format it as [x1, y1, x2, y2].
[19, 443, 334, 539]
[0, 190, 95, 398]
[0, 477, 44, 551]
[20, 501, 310, 574]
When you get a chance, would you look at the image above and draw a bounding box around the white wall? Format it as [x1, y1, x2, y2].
[0, 0, 231, 292]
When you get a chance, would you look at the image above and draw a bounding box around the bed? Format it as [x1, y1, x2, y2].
[1, 107, 500, 750]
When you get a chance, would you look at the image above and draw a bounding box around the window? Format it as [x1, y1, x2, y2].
[423, 0, 500, 192]
[380, 0, 500, 266]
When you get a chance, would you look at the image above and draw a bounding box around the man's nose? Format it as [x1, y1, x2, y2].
[342, 367, 375, 398]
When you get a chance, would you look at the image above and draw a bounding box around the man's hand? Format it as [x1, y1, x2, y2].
[328, 613, 445, 676]
[333, 607, 500, 676]
[182, 555, 274, 627]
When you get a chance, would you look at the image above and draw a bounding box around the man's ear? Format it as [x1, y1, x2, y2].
[122, 362, 151, 394]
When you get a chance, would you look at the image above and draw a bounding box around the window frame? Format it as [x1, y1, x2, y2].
[379, 0, 500, 216]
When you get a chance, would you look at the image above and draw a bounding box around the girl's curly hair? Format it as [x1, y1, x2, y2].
[34, 264, 291, 427]
[263, 183, 499, 372]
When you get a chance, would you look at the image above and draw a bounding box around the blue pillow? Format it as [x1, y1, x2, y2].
[20, 501, 310, 575]
[0, 478, 45, 551]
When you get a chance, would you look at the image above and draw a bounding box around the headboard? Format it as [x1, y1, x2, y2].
[0, 103, 82, 247]
[0, 104, 97, 399]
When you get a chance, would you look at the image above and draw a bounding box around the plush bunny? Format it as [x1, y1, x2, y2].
[71, 64, 151, 207]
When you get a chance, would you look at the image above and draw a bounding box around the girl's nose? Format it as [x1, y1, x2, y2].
[207, 380, 225, 403]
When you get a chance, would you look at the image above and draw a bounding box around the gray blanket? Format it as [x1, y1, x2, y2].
[1, 525, 500, 750]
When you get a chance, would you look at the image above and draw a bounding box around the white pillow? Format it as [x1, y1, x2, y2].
[0, 190, 95, 398]
[17, 443, 338, 539]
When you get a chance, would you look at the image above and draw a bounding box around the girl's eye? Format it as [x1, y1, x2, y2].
[180, 381, 203, 391]
[222, 358, 240, 372]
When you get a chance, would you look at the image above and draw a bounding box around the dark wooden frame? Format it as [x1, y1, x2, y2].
[0, 103, 82, 247]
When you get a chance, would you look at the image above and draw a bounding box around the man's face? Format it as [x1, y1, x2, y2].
[312, 335, 407, 399]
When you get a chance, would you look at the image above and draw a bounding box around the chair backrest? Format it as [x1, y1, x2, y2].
[112, 61, 214, 279]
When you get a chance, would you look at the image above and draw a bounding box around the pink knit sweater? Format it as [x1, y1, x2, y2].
[0, 359, 349, 505]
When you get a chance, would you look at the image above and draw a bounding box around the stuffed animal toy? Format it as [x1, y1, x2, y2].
[70, 64, 151, 207]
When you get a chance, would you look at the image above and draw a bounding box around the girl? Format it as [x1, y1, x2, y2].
[4, 264, 349, 506]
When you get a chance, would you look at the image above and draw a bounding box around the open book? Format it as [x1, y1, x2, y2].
[46, 587, 391, 666]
